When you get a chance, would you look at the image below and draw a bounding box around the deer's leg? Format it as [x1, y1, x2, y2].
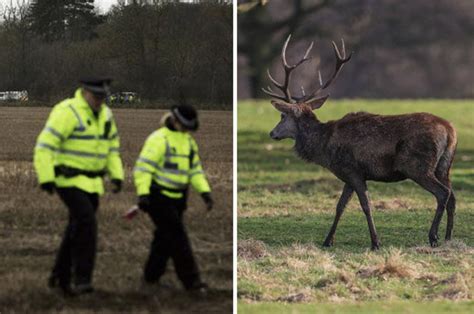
[445, 192, 456, 240]
[323, 184, 353, 247]
[353, 181, 380, 250]
[435, 174, 456, 241]
[411, 175, 450, 247]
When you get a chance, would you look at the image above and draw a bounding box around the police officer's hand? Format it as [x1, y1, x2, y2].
[201, 192, 213, 211]
[111, 179, 122, 193]
[138, 195, 151, 212]
[40, 182, 55, 195]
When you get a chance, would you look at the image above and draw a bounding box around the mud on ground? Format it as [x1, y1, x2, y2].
[0, 107, 233, 313]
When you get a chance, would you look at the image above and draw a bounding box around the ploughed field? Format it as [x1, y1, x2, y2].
[0, 107, 233, 313]
[238, 100, 474, 313]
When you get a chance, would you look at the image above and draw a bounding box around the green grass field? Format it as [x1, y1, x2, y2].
[238, 99, 474, 313]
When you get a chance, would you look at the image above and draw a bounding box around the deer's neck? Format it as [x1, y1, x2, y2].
[294, 118, 331, 167]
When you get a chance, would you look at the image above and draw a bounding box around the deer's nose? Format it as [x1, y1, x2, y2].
[270, 130, 280, 140]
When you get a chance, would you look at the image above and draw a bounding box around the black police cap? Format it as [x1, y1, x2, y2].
[79, 77, 112, 97]
[171, 104, 199, 131]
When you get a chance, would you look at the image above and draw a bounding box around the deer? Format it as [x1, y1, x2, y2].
[262, 35, 457, 250]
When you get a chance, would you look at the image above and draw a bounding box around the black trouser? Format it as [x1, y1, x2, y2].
[144, 190, 201, 289]
[52, 188, 99, 287]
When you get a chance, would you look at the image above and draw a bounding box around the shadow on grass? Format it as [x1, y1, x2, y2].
[0, 287, 233, 312]
[239, 178, 342, 195]
[238, 210, 474, 252]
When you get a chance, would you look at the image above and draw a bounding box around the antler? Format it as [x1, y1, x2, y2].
[302, 38, 352, 103]
[262, 36, 352, 104]
[262, 34, 314, 103]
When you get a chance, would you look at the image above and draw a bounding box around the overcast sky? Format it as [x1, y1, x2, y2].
[95, 0, 117, 13]
[0, 1, 195, 14]
[0, 0, 116, 13]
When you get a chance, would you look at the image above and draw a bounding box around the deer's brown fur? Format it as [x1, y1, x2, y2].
[264, 36, 457, 249]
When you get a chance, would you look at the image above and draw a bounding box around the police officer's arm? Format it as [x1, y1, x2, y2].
[189, 138, 211, 194]
[133, 134, 165, 196]
[33, 106, 75, 184]
[106, 115, 124, 181]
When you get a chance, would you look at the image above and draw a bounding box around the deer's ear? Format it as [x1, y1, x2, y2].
[271, 100, 294, 114]
[307, 95, 330, 110]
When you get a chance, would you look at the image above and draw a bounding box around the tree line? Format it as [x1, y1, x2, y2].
[238, 0, 473, 99]
[0, 0, 232, 109]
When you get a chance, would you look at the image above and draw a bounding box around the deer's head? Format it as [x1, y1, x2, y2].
[263, 35, 352, 140]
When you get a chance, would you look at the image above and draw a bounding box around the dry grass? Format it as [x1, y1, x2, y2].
[0, 107, 233, 313]
[357, 249, 418, 279]
[373, 199, 411, 211]
[238, 244, 474, 303]
[413, 239, 473, 256]
[238, 239, 267, 260]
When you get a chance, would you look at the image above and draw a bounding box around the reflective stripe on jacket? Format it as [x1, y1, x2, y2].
[33, 88, 124, 195]
[133, 127, 211, 199]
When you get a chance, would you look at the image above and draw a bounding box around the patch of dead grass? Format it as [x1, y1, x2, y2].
[434, 272, 472, 300]
[238, 239, 267, 260]
[238, 241, 474, 303]
[414, 239, 473, 256]
[373, 199, 411, 210]
[279, 244, 337, 273]
[357, 249, 419, 279]
[276, 292, 308, 303]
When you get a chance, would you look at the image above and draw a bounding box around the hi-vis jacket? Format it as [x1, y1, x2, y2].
[33, 88, 124, 195]
[133, 127, 210, 199]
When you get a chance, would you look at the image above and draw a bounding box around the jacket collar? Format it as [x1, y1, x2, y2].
[162, 126, 187, 136]
[74, 88, 105, 117]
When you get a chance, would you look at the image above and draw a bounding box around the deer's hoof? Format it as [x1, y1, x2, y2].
[429, 234, 439, 247]
[322, 240, 333, 248]
[371, 241, 381, 251]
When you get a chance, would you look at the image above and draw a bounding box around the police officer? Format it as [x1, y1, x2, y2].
[133, 104, 213, 292]
[33, 78, 124, 296]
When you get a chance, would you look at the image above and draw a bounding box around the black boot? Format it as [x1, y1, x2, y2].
[47, 274, 59, 289]
[48, 274, 76, 297]
[74, 283, 94, 295]
[61, 285, 77, 297]
[187, 281, 209, 296]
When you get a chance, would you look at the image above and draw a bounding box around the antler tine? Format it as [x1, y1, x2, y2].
[321, 39, 352, 90]
[282, 35, 314, 70]
[303, 38, 352, 103]
[304, 42, 314, 60]
[331, 40, 342, 60]
[263, 37, 352, 103]
[341, 38, 346, 59]
[267, 69, 283, 88]
[281, 35, 314, 102]
[281, 34, 292, 69]
[261, 87, 290, 102]
[300, 86, 306, 97]
[293, 41, 314, 68]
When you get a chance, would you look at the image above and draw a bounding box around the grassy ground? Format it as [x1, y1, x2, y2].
[239, 301, 474, 314]
[238, 99, 474, 313]
[0, 108, 233, 313]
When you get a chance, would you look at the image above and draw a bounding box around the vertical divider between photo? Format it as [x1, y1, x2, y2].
[232, 0, 238, 313]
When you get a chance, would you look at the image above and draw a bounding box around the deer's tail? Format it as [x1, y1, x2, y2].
[435, 122, 457, 185]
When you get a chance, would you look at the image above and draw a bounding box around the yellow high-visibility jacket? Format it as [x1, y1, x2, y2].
[134, 126, 211, 199]
[33, 88, 124, 195]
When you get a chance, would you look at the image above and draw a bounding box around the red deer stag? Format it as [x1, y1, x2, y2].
[263, 35, 457, 250]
